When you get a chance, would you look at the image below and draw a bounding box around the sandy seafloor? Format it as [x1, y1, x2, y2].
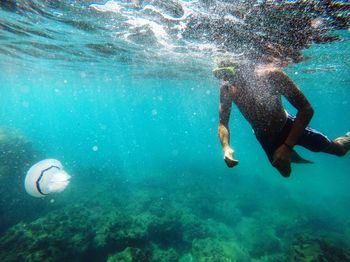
[1, 4, 350, 262]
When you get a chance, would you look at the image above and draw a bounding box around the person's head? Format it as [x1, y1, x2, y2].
[213, 58, 240, 81]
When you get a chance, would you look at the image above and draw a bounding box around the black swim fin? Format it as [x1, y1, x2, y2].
[291, 150, 313, 164]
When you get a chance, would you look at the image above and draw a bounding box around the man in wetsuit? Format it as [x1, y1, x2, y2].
[215, 55, 350, 177]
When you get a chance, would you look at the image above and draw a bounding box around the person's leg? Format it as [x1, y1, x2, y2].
[256, 132, 292, 178]
[324, 132, 350, 156]
[297, 127, 349, 156]
[255, 115, 301, 177]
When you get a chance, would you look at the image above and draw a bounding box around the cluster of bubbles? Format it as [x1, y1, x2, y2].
[0, 0, 349, 67]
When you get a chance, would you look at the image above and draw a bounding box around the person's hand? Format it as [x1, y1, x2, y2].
[223, 146, 239, 168]
[272, 144, 292, 177]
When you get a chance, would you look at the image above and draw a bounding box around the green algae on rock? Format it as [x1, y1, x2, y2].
[191, 238, 250, 262]
[107, 247, 150, 262]
[0, 128, 37, 180]
[287, 236, 350, 262]
[0, 205, 95, 262]
[0, 128, 43, 233]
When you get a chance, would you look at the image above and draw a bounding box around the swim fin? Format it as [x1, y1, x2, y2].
[291, 150, 313, 164]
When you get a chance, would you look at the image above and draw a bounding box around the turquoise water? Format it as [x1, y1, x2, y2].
[0, 1, 350, 261]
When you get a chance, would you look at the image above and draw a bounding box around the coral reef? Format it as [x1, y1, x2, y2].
[191, 238, 249, 262]
[107, 247, 149, 262]
[1, 170, 350, 261]
[287, 236, 350, 262]
[0, 128, 45, 233]
[0, 167, 233, 261]
[0, 128, 36, 180]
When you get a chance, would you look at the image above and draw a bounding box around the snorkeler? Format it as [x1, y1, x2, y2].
[215, 48, 350, 177]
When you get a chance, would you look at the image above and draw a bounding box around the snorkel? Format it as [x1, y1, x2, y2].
[213, 66, 236, 79]
[212, 56, 240, 81]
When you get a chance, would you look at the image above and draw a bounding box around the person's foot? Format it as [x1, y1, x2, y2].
[334, 132, 350, 155]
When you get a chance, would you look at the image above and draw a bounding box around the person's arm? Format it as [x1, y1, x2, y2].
[274, 70, 314, 148]
[270, 70, 314, 176]
[218, 82, 238, 167]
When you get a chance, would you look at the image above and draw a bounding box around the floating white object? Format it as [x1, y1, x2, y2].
[25, 159, 71, 198]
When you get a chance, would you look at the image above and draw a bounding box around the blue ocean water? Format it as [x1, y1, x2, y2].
[0, 1, 349, 261]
